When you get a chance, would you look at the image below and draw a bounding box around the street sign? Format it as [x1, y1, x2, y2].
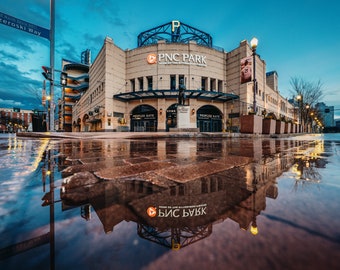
[0, 11, 50, 40]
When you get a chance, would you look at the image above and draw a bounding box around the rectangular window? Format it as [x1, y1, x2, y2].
[201, 77, 207, 91]
[210, 78, 216, 91]
[218, 80, 223, 92]
[179, 75, 185, 90]
[147, 76, 153, 90]
[138, 77, 143, 91]
[170, 75, 176, 90]
[179, 75, 185, 84]
[130, 79, 135, 92]
[108, 118, 111, 126]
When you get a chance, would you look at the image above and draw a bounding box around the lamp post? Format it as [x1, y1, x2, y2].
[250, 37, 258, 114]
[305, 104, 310, 133]
[296, 94, 302, 132]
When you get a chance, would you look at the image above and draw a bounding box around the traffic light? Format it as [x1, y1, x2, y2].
[42, 66, 52, 81]
[60, 72, 68, 86]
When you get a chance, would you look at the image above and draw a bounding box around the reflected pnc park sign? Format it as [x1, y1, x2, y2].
[0, 12, 50, 40]
[147, 204, 208, 218]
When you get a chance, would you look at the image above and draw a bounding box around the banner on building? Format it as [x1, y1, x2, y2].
[240, 56, 253, 84]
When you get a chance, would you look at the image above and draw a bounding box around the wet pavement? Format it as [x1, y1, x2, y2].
[0, 133, 340, 270]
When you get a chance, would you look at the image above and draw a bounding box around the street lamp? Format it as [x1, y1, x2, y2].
[305, 104, 310, 132]
[250, 37, 258, 114]
[296, 94, 302, 132]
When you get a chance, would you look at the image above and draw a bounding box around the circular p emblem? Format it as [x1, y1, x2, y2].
[147, 54, 157, 64]
[147, 206, 157, 217]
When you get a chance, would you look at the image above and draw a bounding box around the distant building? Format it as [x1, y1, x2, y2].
[0, 107, 33, 132]
[335, 119, 340, 128]
[59, 51, 90, 132]
[315, 102, 335, 127]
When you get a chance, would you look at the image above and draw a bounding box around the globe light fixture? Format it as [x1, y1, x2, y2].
[250, 37, 258, 50]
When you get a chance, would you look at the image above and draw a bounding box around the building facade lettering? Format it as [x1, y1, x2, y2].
[148, 53, 207, 67]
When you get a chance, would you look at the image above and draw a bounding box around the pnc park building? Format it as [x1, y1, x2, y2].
[65, 20, 295, 132]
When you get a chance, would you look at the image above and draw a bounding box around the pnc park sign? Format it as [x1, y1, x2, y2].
[147, 52, 207, 67]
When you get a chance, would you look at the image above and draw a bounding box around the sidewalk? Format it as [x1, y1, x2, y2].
[16, 131, 297, 140]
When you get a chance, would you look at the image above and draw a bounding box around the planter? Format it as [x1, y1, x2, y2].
[291, 124, 296, 133]
[275, 120, 285, 134]
[240, 115, 263, 134]
[297, 124, 302, 133]
[262, 118, 276, 134]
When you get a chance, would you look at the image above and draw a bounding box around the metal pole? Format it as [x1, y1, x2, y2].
[252, 48, 257, 114]
[49, 0, 55, 131]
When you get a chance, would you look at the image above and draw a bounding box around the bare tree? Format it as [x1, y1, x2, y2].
[290, 77, 325, 129]
[289, 77, 324, 106]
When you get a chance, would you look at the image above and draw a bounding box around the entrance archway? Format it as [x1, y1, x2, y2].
[197, 105, 222, 132]
[166, 104, 177, 131]
[130, 105, 157, 132]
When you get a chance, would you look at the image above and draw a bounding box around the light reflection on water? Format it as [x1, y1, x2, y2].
[0, 133, 340, 270]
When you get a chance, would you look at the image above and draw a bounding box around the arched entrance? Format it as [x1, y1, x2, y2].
[130, 105, 157, 132]
[197, 105, 222, 132]
[82, 114, 90, 132]
[166, 104, 177, 131]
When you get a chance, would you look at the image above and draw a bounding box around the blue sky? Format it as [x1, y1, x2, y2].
[1, 0, 340, 117]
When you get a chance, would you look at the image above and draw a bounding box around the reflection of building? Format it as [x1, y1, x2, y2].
[56, 138, 317, 249]
[70, 20, 295, 132]
[60, 166, 274, 249]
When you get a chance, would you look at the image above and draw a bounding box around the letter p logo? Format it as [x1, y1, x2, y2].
[172, 20, 180, 32]
[147, 54, 157, 64]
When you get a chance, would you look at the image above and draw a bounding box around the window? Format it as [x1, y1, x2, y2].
[108, 118, 111, 126]
[170, 75, 176, 90]
[210, 78, 216, 91]
[147, 76, 153, 90]
[218, 80, 223, 92]
[201, 77, 207, 91]
[138, 77, 143, 91]
[179, 75, 185, 84]
[130, 79, 135, 92]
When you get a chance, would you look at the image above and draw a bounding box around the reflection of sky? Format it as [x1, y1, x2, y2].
[0, 135, 50, 247]
[147, 138, 340, 269]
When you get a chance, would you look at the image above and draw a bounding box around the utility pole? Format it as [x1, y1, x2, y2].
[49, 0, 55, 132]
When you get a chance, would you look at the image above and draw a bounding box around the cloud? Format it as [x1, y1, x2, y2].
[0, 50, 21, 62]
[0, 61, 44, 109]
[0, 98, 25, 108]
[84, 0, 123, 26]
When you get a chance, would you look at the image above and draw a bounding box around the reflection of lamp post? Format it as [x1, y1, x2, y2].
[250, 37, 258, 114]
[250, 165, 258, 236]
